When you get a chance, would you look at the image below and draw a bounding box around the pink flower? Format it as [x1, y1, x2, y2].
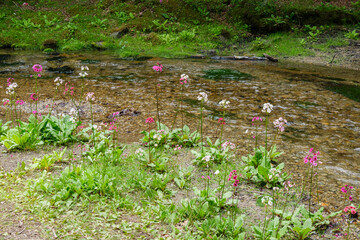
[201, 176, 205, 179]
[30, 93, 38, 101]
[341, 187, 347, 193]
[146, 117, 155, 123]
[351, 209, 356, 214]
[152, 63, 163, 72]
[218, 118, 226, 125]
[32, 64, 43, 72]
[16, 100, 24, 105]
[22, 2, 29, 6]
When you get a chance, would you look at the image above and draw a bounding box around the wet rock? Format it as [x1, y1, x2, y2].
[188, 55, 206, 59]
[43, 39, 58, 49]
[108, 109, 141, 118]
[47, 66, 75, 74]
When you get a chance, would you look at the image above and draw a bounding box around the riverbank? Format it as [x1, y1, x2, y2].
[0, 1, 359, 70]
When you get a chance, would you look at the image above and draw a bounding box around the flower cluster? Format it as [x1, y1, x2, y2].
[2, 98, 10, 106]
[273, 117, 287, 132]
[202, 155, 211, 162]
[261, 196, 273, 206]
[30, 93, 38, 101]
[201, 175, 211, 180]
[180, 74, 188, 84]
[269, 168, 281, 180]
[146, 117, 155, 124]
[85, 92, 95, 102]
[79, 66, 89, 77]
[221, 141, 236, 151]
[153, 133, 162, 141]
[262, 103, 273, 114]
[219, 99, 230, 109]
[54, 77, 64, 87]
[16, 100, 25, 105]
[174, 145, 182, 151]
[283, 180, 295, 191]
[6, 82, 18, 95]
[218, 117, 226, 125]
[107, 122, 118, 131]
[69, 108, 77, 123]
[252, 116, 263, 125]
[303, 148, 321, 166]
[341, 185, 354, 201]
[197, 92, 208, 103]
[344, 206, 357, 215]
[228, 170, 240, 186]
[32, 64, 43, 73]
[152, 63, 163, 72]
[135, 148, 145, 156]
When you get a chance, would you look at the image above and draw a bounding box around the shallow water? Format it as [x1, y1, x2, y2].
[0, 50, 359, 208]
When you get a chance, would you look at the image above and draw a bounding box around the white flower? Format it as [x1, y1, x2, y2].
[69, 116, 76, 123]
[197, 92, 208, 103]
[79, 72, 88, 78]
[81, 66, 89, 71]
[180, 74, 189, 80]
[54, 77, 64, 87]
[202, 155, 211, 162]
[154, 144, 158, 147]
[214, 170, 219, 175]
[69, 108, 77, 116]
[153, 134, 162, 141]
[85, 92, 95, 102]
[6, 82, 18, 95]
[219, 99, 230, 108]
[262, 103, 273, 114]
[135, 148, 144, 155]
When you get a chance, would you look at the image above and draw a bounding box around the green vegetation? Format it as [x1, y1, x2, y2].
[0, 0, 359, 58]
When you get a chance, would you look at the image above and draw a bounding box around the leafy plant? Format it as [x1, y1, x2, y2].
[0, 120, 10, 136]
[1, 128, 43, 151]
[291, 218, 314, 240]
[344, 30, 359, 40]
[43, 15, 59, 28]
[174, 166, 194, 189]
[31, 154, 56, 171]
[91, 16, 108, 29]
[41, 115, 79, 145]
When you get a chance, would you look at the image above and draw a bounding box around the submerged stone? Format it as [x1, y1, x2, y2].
[294, 101, 320, 109]
[202, 68, 254, 81]
[0, 54, 11, 61]
[47, 66, 75, 74]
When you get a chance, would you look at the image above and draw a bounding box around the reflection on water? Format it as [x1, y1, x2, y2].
[0, 50, 359, 208]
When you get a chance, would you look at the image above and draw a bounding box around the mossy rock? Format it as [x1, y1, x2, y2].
[43, 48, 55, 53]
[91, 41, 108, 50]
[43, 39, 58, 49]
[110, 25, 129, 38]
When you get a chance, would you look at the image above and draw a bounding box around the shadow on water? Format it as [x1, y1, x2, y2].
[324, 82, 360, 102]
[201, 68, 254, 81]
